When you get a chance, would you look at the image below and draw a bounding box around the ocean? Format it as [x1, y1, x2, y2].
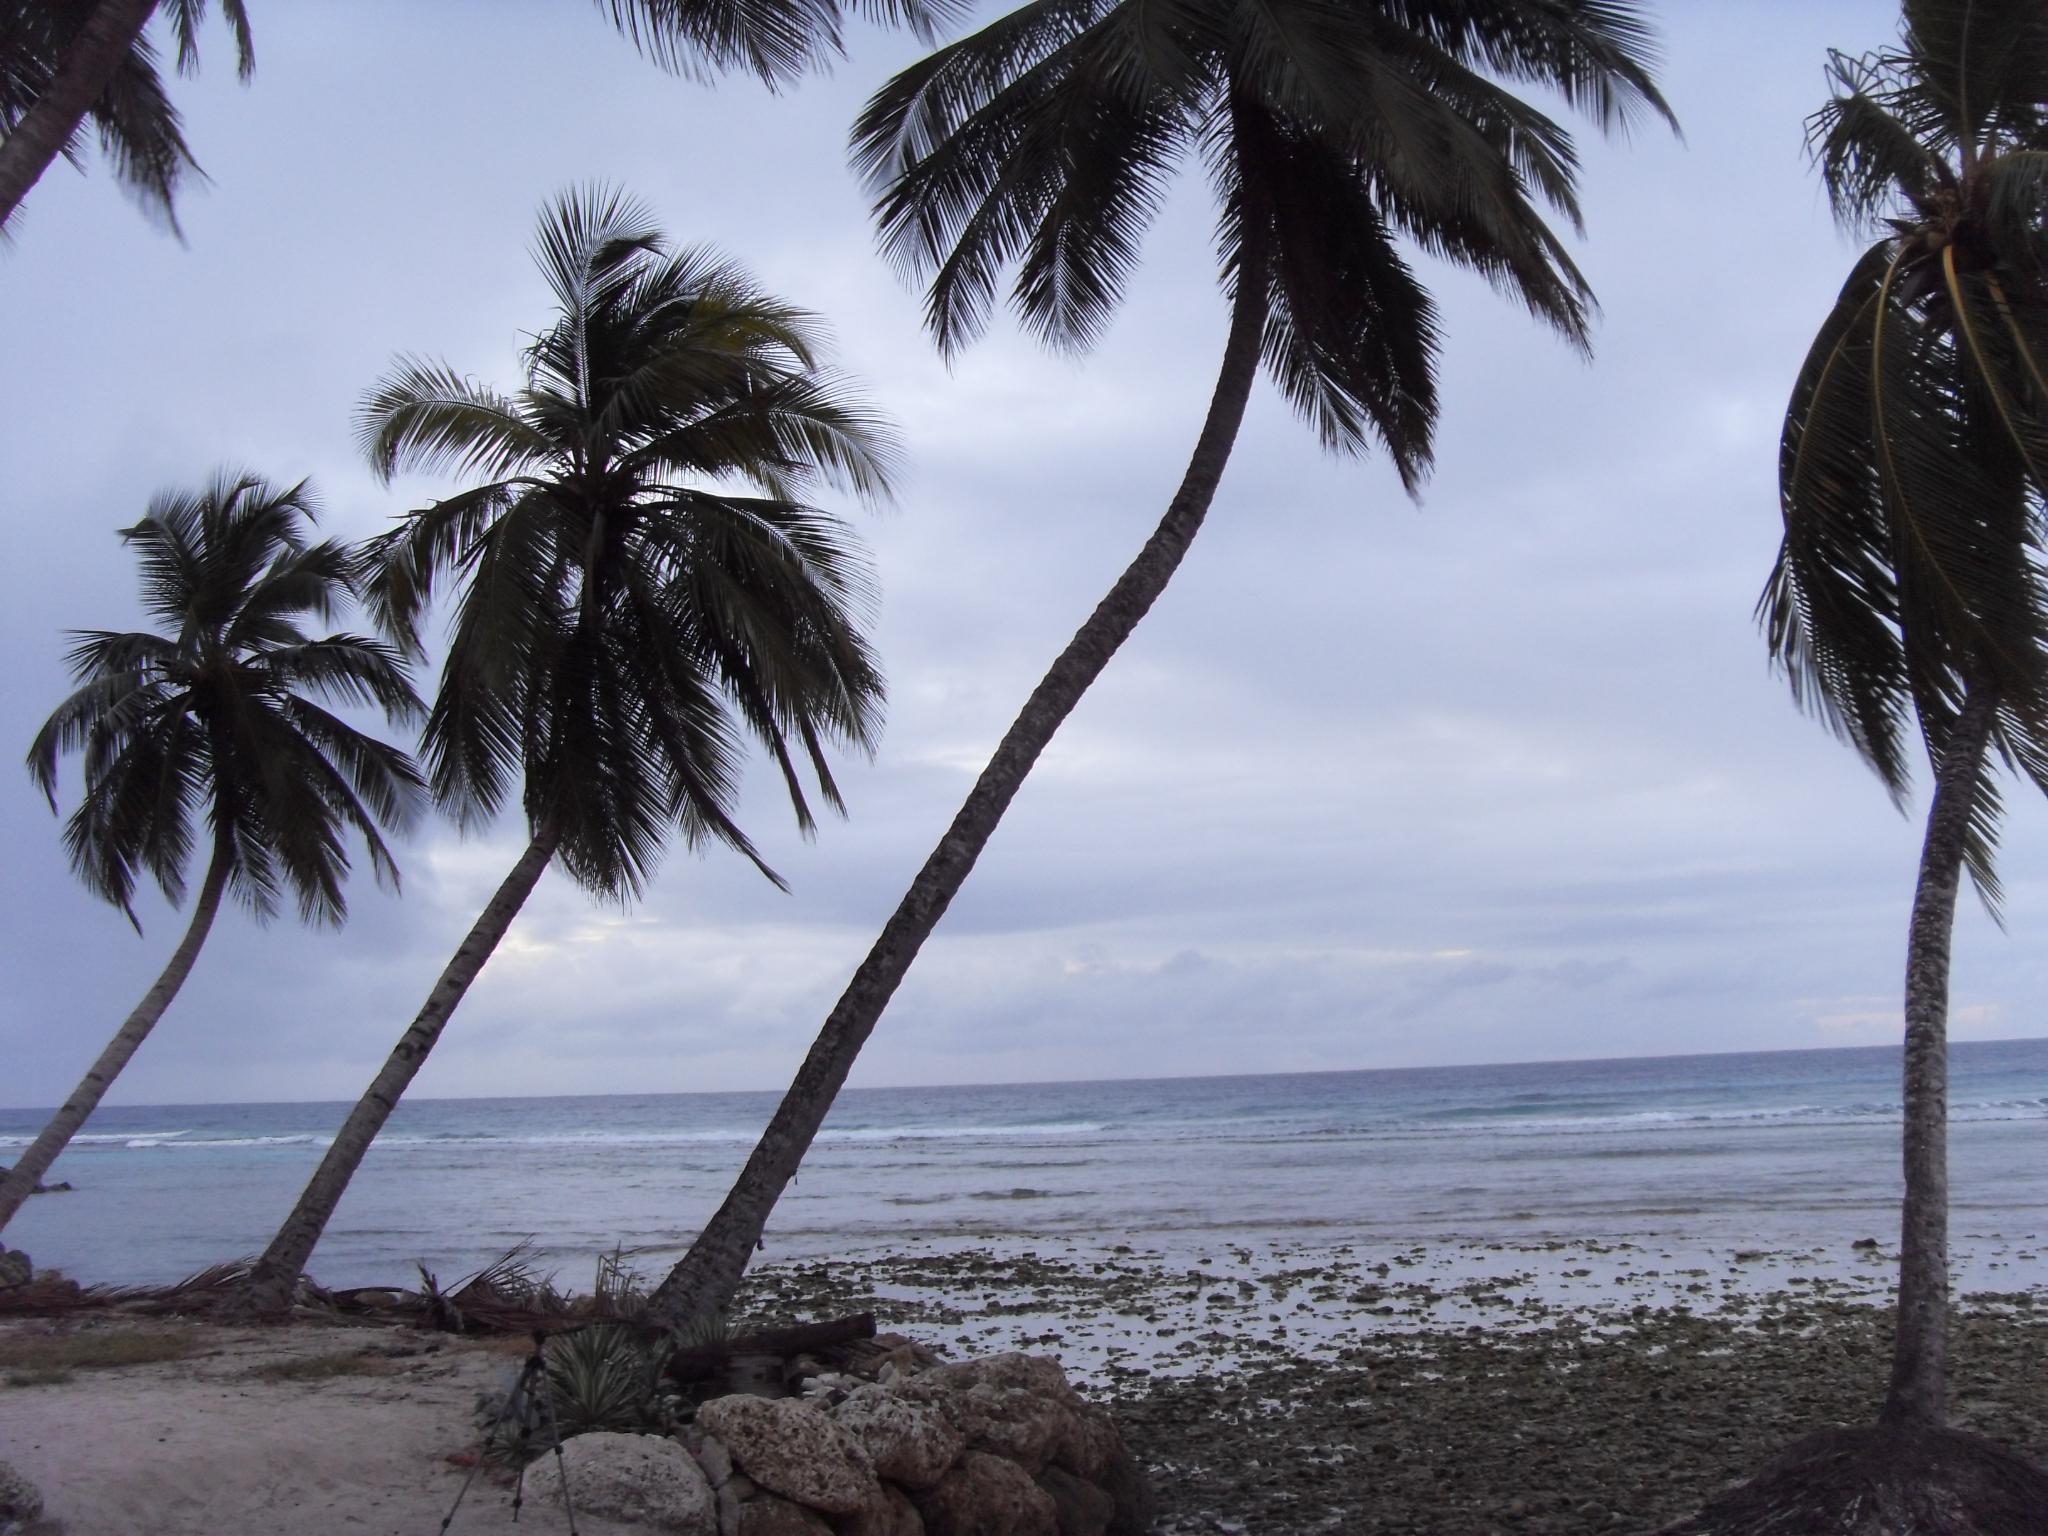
[6, 1037, 2048, 1292]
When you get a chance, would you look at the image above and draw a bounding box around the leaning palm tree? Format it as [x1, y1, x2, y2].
[0, 472, 424, 1234]
[1669, 4, 2048, 1530]
[0, 0, 251, 234]
[235, 185, 891, 1313]
[646, 0, 1673, 1324]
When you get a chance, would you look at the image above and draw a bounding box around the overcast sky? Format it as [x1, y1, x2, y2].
[4, 0, 2033, 1110]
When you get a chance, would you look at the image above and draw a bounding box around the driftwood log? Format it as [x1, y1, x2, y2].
[665, 1311, 876, 1382]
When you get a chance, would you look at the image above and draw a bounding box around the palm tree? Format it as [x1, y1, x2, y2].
[0, 0, 969, 237]
[235, 185, 892, 1313]
[596, 0, 964, 89]
[0, 472, 424, 1234]
[1670, 4, 2048, 1529]
[0, 0, 252, 234]
[646, 0, 1673, 1325]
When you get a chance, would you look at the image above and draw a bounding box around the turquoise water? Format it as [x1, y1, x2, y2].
[5, 1039, 2047, 1288]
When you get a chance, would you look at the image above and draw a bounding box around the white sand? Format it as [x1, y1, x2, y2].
[0, 1319, 641, 1536]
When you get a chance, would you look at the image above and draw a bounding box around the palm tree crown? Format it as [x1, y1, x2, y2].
[598, 0, 966, 89]
[356, 184, 893, 897]
[854, 0, 1672, 480]
[0, 0, 251, 231]
[27, 471, 425, 928]
[1763, 0, 2048, 901]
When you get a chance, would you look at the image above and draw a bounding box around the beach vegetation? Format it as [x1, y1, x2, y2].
[1680, 0, 2048, 1526]
[645, 0, 1675, 1327]
[0, 1324, 201, 1377]
[246, 1349, 399, 1383]
[0, 474, 425, 1235]
[233, 185, 892, 1316]
[476, 1325, 679, 1462]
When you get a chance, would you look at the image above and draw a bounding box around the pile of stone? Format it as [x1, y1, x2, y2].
[526, 1346, 1154, 1535]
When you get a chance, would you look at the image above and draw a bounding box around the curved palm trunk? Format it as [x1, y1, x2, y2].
[647, 251, 1273, 1327]
[0, 0, 159, 232]
[0, 840, 228, 1234]
[1881, 680, 1997, 1429]
[237, 824, 560, 1313]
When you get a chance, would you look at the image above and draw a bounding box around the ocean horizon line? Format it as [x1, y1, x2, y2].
[7, 1031, 2043, 1116]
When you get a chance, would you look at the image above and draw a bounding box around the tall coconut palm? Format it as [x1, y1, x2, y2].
[0, 472, 424, 1234]
[0, 0, 251, 234]
[1671, 4, 2048, 1530]
[646, 0, 1673, 1325]
[235, 185, 892, 1313]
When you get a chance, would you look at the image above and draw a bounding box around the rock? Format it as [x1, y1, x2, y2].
[1091, 1431, 1155, 1536]
[843, 1482, 926, 1536]
[678, 1426, 734, 1487]
[932, 1354, 1077, 1403]
[736, 1492, 834, 1536]
[835, 1383, 965, 1489]
[1036, 1466, 1113, 1536]
[716, 1477, 752, 1536]
[1050, 1407, 1128, 1484]
[966, 1385, 1075, 1474]
[0, 1247, 30, 1290]
[697, 1394, 881, 1516]
[897, 1378, 999, 1446]
[0, 1168, 68, 1196]
[522, 1431, 716, 1534]
[913, 1450, 1059, 1536]
[0, 1457, 43, 1524]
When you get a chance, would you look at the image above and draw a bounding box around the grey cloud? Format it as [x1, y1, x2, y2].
[8, 1, 2039, 1112]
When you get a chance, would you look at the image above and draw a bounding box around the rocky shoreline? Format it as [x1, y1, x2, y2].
[725, 1236, 2048, 1535]
[3, 1233, 2046, 1534]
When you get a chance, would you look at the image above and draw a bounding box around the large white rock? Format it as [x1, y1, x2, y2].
[835, 1383, 964, 1489]
[697, 1394, 881, 1516]
[522, 1431, 717, 1533]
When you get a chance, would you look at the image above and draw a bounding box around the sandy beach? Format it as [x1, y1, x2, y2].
[5, 1233, 2046, 1534]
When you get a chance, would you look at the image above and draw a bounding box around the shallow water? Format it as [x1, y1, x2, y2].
[6, 1037, 2047, 1289]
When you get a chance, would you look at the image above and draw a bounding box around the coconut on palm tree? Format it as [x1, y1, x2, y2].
[1668, 3, 2048, 1530]
[0, 0, 251, 234]
[645, 0, 1673, 1325]
[234, 185, 892, 1313]
[0, 472, 424, 1234]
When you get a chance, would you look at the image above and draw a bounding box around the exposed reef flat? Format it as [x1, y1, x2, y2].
[732, 1234, 2048, 1534]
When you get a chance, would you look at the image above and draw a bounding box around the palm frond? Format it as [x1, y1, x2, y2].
[359, 187, 889, 890]
[29, 473, 423, 929]
[358, 361, 552, 485]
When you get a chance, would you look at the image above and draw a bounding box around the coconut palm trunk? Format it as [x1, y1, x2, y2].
[240, 823, 560, 1312]
[1884, 679, 1997, 1429]
[646, 234, 1272, 1326]
[0, 837, 229, 1234]
[0, 0, 158, 229]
